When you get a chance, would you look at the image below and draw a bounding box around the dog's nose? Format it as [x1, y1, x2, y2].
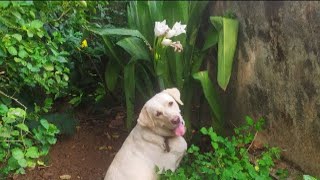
[171, 116, 180, 125]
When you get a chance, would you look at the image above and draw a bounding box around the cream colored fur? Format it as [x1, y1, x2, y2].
[104, 88, 187, 180]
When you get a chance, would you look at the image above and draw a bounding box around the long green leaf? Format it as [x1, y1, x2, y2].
[88, 26, 149, 44]
[124, 61, 135, 129]
[210, 17, 239, 90]
[128, 1, 153, 43]
[105, 60, 120, 92]
[116, 37, 151, 61]
[162, 1, 188, 26]
[135, 64, 154, 101]
[147, 1, 163, 22]
[193, 71, 223, 129]
[101, 36, 122, 66]
[202, 26, 219, 51]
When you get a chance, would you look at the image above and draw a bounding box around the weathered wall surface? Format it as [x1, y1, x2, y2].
[210, 1, 320, 176]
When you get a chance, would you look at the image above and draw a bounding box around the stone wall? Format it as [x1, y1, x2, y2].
[209, 1, 320, 176]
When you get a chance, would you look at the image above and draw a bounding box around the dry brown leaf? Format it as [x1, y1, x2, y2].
[60, 174, 71, 180]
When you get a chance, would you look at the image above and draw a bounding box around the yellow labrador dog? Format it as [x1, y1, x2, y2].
[104, 88, 187, 180]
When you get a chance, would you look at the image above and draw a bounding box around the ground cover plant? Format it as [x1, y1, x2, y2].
[159, 116, 285, 180]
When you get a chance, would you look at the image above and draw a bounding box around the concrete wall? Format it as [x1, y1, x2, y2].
[209, 1, 320, 176]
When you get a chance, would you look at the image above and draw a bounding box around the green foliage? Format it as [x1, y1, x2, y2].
[89, 1, 239, 131]
[160, 116, 282, 180]
[0, 104, 59, 176]
[0, 1, 70, 95]
[304, 175, 319, 180]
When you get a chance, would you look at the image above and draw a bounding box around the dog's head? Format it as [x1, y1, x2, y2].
[137, 88, 186, 137]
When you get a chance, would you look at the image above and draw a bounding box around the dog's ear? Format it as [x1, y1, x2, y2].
[137, 106, 155, 128]
[163, 88, 184, 105]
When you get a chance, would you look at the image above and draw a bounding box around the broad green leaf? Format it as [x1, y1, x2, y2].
[11, 34, 22, 42]
[303, 175, 318, 180]
[30, 20, 43, 29]
[0, 47, 6, 58]
[245, 116, 254, 126]
[25, 147, 39, 158]
[200, 127, 208, 134]
[105, 60, 120, 92]
[7, 46, 17, 56]
[18, 158, 27, 168]
[0, 127, 11, 137]
[0, 1, 10, 8]
[27, 30, 34, 38]
[2, 117, 15, 124]
[12, 148, 24, 160]
[27, 159, 36, 168]
[18, 49, 28, 58]
[11, 11, 21, 19]
[43, 62, 54, 71]
[11, 130, 19, 136]
[47, 137, 57, 144]
[193, 71, 223, 129]
[15, 123, 29, 132]
[0, 104, 8, 115]
[116, 37, 150, 61]
[7, 108, 26, 118]
[40, 119, 49, 130]
[124, 62, 135, 129]
[211, 17, 239, 90]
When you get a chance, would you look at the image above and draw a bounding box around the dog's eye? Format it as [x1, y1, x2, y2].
[168, 101, 173, 106]
[156, 111, 163, 116]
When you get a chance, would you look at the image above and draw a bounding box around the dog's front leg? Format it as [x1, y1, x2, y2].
[141, 131, 167, 152]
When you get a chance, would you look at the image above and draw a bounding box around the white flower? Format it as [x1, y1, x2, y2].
[154, 20, 169, 37]
[161, 38, 173, 46]
[171, 22, 186, 36]
[170, 41, 183, 52]
[165, 29, 176, 38]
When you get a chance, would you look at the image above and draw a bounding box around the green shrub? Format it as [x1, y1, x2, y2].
[160, 116, 283, 180]
[0, 103, 59, 176]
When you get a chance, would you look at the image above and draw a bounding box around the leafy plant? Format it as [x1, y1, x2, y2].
[88, 1, 239, 131]
[304, 175, 319, 180]
[160, 116, 282, 179]
[0, 100, 59, 176]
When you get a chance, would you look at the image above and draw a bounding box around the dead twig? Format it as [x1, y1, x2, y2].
[247, 131, 258, 152]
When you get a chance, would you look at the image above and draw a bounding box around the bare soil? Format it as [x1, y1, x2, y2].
[12, 107, 129, 180]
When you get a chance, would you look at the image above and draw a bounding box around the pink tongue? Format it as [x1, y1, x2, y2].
[174, 122, 186, 136]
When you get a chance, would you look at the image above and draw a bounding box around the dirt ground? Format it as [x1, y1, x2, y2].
[12, 107, 129, 180]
